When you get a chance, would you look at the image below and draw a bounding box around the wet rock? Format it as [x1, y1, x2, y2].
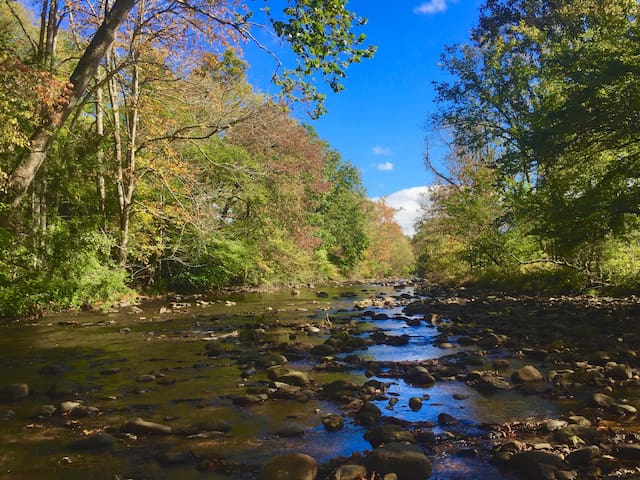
[366, 442, 432, 480]
[174, 419, 232, 435]
[405, 317, 421, 327]
[69, 405, 100, 418]
[414, 429, 436, 445]
[267, 365, 290, 381]
[32, 404, 56, 418]
[68, 432, 116, 450]
[609, 402, 638, 416]
[321, 414, 344, 431]
[258, 453, 318, 480]
[605, 362, 632, 381]
[492, 359, 510, 369]
[355, 402, 382, 426]
[0, 383, 29, 401]
[278, 370, 310, 387]
[121, 417, 172, 435]
[452, 393, 470, 401]
[404, 366, 436, 387]
[542, 419, 568, 433]
[512, 365, 544, 383]
[566, 446, 600, 466]
[232, 394, 268, 406]
[437, 413, 458, 426]
[100, 367, 121, 375]
[616, 443, 640, 460]
[591, 392, 615, 408]
[255, 353, 288, 368]
[507, 451, 564, 480]
[364, 425, 415, 447]
[409, 397, 422, 411]
[471, 373, 510, 393]
[477, 332, 506, 349]
[321, 379, 361, 402]
[329, 464, 367, 480]
[136, 374, 156, 383]
[310, 344, 335, 356]
[553, 424, 599, 444]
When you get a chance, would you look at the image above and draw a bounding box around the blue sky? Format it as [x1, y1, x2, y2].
[245, 0, 485, 234]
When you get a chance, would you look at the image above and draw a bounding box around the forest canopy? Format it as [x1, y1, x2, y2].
[414, 0, 640, 293]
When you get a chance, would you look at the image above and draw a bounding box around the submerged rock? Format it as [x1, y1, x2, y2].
[121, 417, 172, 435]
[258, 453, 318, 480]
[68, 432, 116, 450]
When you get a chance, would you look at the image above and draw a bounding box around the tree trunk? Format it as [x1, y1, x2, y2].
[0, 0, 136, 214]
[96, 83, 107, 220]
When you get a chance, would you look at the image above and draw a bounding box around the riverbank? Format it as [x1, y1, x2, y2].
[1, 281, 640, 479]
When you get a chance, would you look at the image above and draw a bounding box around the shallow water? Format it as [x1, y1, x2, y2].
[0, 283, 559, 479]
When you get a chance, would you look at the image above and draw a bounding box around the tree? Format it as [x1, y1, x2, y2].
[0, 0, 374, 215]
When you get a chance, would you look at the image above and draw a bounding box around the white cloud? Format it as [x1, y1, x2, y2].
[377, 162, 394, 171]
[413, 0, 448, 15]
[372, 186, 436, 237]
[372, 145, 393, 156]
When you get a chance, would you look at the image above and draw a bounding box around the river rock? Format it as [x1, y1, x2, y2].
[121, 417, 172, 435]
[409, 397, 422, 411]
[278, 370, 310, 387]
[512, 365, 544, 383]
[507, 451, 565, 480]
[605, 362, 632, 381]
[0, 383, 29, 401]
[616, 443, 640, 460]
[437, 413, 458, 426]
[492, 359, 510, 369]
[258, 453, 318, 480]
[321, 414, 344, 431]
[364, 425, 415, 447]
[69, 432, 116, 450]
[565, 446, 600, 466]
[355, 402, 382, 426]
[321, 379, 361, 402]
[256, 353, 288, 368]
[366, 442, 432, 480]
[404, 366, 436, 387]
[472, 373, 510, 393]
[329, 464, 367, 480]
[232, 394, 268, 406]
[590, 392, 615, 408]
[609, 402, 638, 416]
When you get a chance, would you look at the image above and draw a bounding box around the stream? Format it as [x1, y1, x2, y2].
[0, 282, 577, 479]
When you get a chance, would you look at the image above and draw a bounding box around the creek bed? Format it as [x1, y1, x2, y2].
[0, 282, 610, 479]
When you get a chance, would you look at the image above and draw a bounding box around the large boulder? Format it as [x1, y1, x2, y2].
[366, 442, 432, 480]
[258, 453, 318, 480]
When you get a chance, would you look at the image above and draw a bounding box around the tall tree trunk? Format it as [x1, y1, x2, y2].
[0, 0, 136, 215]
[96, 83, 107, 220]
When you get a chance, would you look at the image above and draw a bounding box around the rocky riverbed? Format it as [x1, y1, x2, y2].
[2, 281, 640, 480]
